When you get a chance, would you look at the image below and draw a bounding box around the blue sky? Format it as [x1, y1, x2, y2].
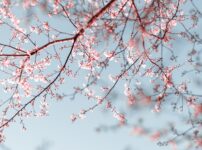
[2, 98, 183, 150]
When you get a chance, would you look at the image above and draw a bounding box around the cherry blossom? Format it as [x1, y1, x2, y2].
[0, 0, 201, 149]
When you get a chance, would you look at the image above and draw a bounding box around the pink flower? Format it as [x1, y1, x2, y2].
[196, 138, 202, 147]
[2, 0, 10, 6]
[43, 22, 49, 31]
[103, 51, 115, 61]
[150, 131, 161, 141]
[128, 39, 136, 50]
[70, 114, 77, 122]
[162, 67, 173, 88]
[192, 104, 202, 117]
[113, 112, 125, 125]
[132, 127, 145, 135]
[106, 102, 112, 109]
[2, 59, 10, 67]
[79, 62, 92, 70]
[151, 27, 160, 35]
[144, 0, 151, 3]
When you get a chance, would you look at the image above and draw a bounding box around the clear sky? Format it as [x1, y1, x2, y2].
[2, 97, 183, 150]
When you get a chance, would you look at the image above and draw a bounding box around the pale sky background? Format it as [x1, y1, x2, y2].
[0, 1, 202, 150]
[2, 95, 185, 150]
